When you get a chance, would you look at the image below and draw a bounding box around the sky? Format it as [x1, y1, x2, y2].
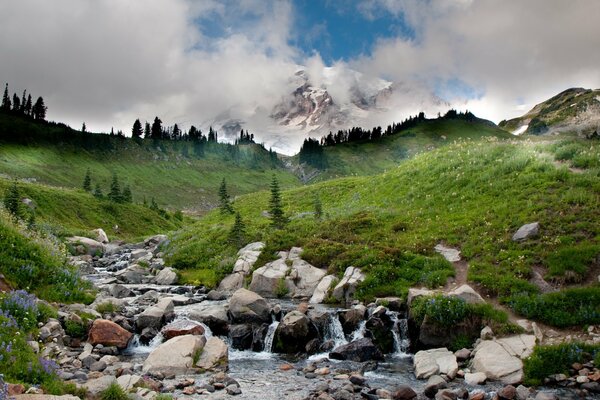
[1, 0, 599, 152]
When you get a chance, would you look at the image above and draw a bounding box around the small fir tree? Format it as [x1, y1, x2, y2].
[108, 173, 122, 203]
[269, 175, 287, 228]
[228, 212, 246, 248]
[82, 168, 92, 192]
[218, 178, 234, 215]
[314, 194, 322, 219]
[3, 180, 22, 219]
[122, 185, 132, 203]
[150, 197, 159, 211]
[32, 97, 46, 120]
[1, 83, 11, 111]
[93, 183, 103, 199]
[132, 118, 143, 140]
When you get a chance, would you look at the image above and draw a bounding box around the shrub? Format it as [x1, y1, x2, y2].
[100, 383, 129, 400]
[64, 319, 87, 338]
[37, 301, 58, 323]
[523, 343, 600, 386]
[96, 301, 118, 314]
[411, 295, 469, 327]
[275, 277, 289, 298]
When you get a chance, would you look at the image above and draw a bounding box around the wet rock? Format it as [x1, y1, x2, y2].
[414, 348, 458, 380]
[330, 338, 384, 362]
[142, 334, 206, 375]
[248, 255, 290, 297]
[139, 327, 158, 344]
[196, 336, 228, 372]
[229, 288, 271, 324]
[498, 385, 517, 399]
[154, 267, 178, 285]
[375, 297, 405, 312]
[273, 310, 318, 353]
[340, 307, 367, 335]
[285, 259, 327, 298]
[186, 302, 229, 335]
[67, 236, 105, 256]
[161, 318, 205, 340]
[206, 290, 228, 301]
[423, 375, 447, 398]
[93, 228, 109, 244]
[114, 265, 148, 284]
[88, 319, 133, 349]
[392, 385, 418, 399]
[366, 314, 395, 354]
[512, 222, 540, 242]
[135, 298, 174, 331]
[107, 283, 133, 299]
[464, 372, 487, 386]
[84, 375, 117, 397]
[310, 275, 337, 304]
[331, 266, 365, 305]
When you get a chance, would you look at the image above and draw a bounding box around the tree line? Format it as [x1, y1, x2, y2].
[1, 83, 47, 121]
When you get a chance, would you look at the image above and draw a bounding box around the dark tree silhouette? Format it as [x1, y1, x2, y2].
[269, 175, 287, 228]
[2, 83, 11, 111]
[132, 119, 143, 139]
[32, 97, 47, 121]
[93, 183, 103, 199]
[3, 180, 22, 219]
[219, 178, 234, 215]
[151, 117, 162, 140]
[108, 173, 122, 203]
[11, 93, 20, 112]
[122, 185, 132, 203]
[82, 168, 92, 192]
[228, 212, 247, 248]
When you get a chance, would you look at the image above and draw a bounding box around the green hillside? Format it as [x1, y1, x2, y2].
[0, 178, 181, 241]
[167, 136, 600, 327]
[0, 113, 301, 212]
[294, 118, 513, 182]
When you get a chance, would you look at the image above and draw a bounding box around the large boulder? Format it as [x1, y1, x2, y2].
[273, 311, 318, 353]
[229, 288, 271, 324]
[88, 319, 133, 349]
[186, 302, 229, 335]
[83, 375, 117, 397]
[114, 264, 149, 284]
[161, 319, 205, 340]
[434, 244, 461, 262]
[154, 267, 178, 285]
[309, 275, 336, 304]
[217, 272, 244, 292]
[448, 284, 485, 304]
[470, 335, 536, 384]
[512, 222, 540, 242]
[329, 338, 384, 362]
[285, 259, 327, 298]
[92, 228, 109, 244]
[233, 242, 264, 274]
[248, 256, 290, 297]
[196, 336, 228, 371]
[142, 334, 206, 375]
[339, 306, 367, 335]
[66, 236, 105, 256]
[136, 298, 174, 331]
[413, 348, 458, 379]
[331, 266, 365, 304]
[366, 314, 395, 354]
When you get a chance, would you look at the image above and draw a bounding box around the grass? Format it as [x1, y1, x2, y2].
[100, 383, 130, 400]
[167, 136, 600, 327]
[523, 342, 600, 386]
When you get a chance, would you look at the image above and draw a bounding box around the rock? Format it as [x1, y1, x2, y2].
[423, 375, 447, 398]
[273, 310, 318, 353]
[534, 393, 558, 400]
[145, 234, 169, 248]
[229, 288, 271, 324]
[329, 338, 384, 362]
[142, 334, 207, 375]
[464, 372, 487, 385]
[285, 259, 327, 298]
[375, 297, 405, 312]
[84, 375, 117, 397]
[515, 385, 532, 400]
[393, 385, 418, 399]
[66, 236, 105, 256]
[39, 319, 65, 343]
[310, 275, 337, 304]
[161, 319, 205, 340]
[454, 348, 471, 361]
[480, 326, 494, 340]
[339, 307, 367, 334]
[470, 335, 536, 384]
[114, 265, 148, 284]
[331, 266, 365, 304]
[136, 298, 174, 331]
[407, 288, 436, 306]
[186, 302, 229, 335]
[0, 273, 13, 292]
[154, 267, 178, 285]
[413, 348, 458, 379]
[226, 384, 242, 395]
[248, 256, 290, 297]
[498, 385, 517, 399]
[89, 360, 107, 372]
[448, 284, 485, 304]
[434, 244, 461, 262]
[107, 283, 133, 299]
[206, 290, 228, 301]
[217, 273, 245, 292]
[512, 222, 540, 242]
[233, 242, 264, 274]
[13, 396, 81, 400]
[196, 336, 228, 371]
[229, 324, 254, 350]
[366, 315, 395, 354]
[469, 392, 485, 400]
[92, 228, 109, 244]
[88, 319, 133, 349]
[130, 249, 152, 262]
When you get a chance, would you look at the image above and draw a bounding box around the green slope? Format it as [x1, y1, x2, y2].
[293, 118, 513, 181]
[167, 136, 600, 326]
[0, 113, 301, 212]
[0, 178, 182, 241]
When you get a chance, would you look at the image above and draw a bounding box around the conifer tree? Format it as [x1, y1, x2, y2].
[82, 168, 92, 192]
[122, 185, 132, 203]
[108, 173, 122, 202]
[228, 212, 246, 248]
[24, 94, 32, 117]
[12, 93, 20, 112]
[144, 122, 151, 139]
[2, 83, 11, 111]
[132, 118, 143, 139]
[81, 122, 86, 133]
[151, 117, 162, 140]
[219, 178, 234, 215]
[32, 97, 46, 120]
[93, 183, 103, 199]
[150, 197, 159, 211]
[314, 194, 322, 219]
[20, 90, 26, 114]
[3, 180, 22, 219]
[269, 175, 287, 228]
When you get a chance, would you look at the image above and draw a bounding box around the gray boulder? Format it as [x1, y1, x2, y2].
[413, 348, 458, 380]
[186, 302, 229, 335]
[66, 236, 105, 256]
[142, 334, 206, 375]
[512, 222, 540, 241]
[470, 334, 536, 384]
[92, 228, 109, 244]
[135, 298, 174, 331]
[331, 266, 365, 304]
[196, 336, 228, 371]
[154, 267, 178, 285]
[273, 310, 318, 353]
[248, 256, 289, 297]
[285, 259, 327, 298]
[229, 288, 271, 324]
[329, 338, 384, 362]
[309, 275, 336, 304]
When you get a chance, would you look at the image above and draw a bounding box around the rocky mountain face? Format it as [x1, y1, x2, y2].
[500, 88, 600, 136]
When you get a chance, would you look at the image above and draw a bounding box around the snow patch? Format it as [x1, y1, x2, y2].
[512, 124, 529, 135]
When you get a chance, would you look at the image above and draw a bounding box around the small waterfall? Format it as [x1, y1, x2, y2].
[263, 320, 280, 353]
[389, 311, 410, 357]
[325, 314, 348, 348]
[350, 320, 366, 342]
[126, 332, 164, 355]
[198, 322, 213, 338]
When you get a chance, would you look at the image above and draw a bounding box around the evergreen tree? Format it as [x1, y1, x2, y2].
[24, 94, 32, 117]
[172, 123, 181, 140]
[219, 178, 234, 215]
[150, 197, 159, 211]
[82, 168, 92, 192]
[32, 97, 47, 120]
[108, 173, 122, 203]
[122, 185, 132, 203]
[81, 122, 86, 133]
[228, 212, 246, 247]
[269, 175, 287, 228]
[144, 121, 151, 139]
[93, 183, 103, 199]
[151, 117, 162, 140]
[2, 83, 11, 111]
[314, 194, 322, 219]
[132, 118, 143, 139]
[20, 90, 27, 114]
[12, 93, 20, 112]
[3, 180, 22, 219]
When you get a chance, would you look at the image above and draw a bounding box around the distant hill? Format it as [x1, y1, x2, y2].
[499, 88, 600, 136]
